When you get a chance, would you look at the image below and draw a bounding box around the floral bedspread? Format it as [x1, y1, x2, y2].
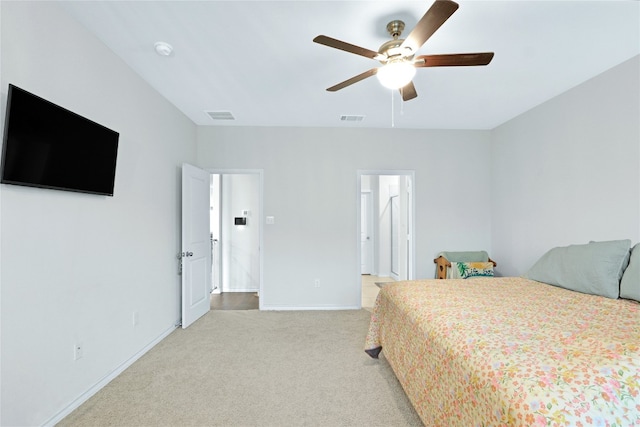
[365, 277, 640, 426]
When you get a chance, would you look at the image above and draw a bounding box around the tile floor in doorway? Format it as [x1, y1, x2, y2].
[361, 275, 395, 310]
[210, 292, 259, 310]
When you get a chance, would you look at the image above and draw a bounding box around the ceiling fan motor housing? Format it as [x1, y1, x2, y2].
[386, 20, 405, 38]
[379, 20, 414, 63]
[378, 39, 414, 63]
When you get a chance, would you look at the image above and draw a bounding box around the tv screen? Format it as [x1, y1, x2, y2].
[1, 84, 119, 196]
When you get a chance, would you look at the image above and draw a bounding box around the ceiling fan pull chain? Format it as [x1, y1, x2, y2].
[391, 89, 395, 128]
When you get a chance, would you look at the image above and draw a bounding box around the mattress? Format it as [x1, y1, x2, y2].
[365, 277, 640, 426]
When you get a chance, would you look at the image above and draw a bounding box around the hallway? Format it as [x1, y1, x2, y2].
[208, 275, 393, 311]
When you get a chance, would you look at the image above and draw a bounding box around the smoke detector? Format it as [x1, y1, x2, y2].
[154, 41, 173, 57]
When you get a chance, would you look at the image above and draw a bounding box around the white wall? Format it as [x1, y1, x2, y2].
[0, 2, 197, 425]
[491, 55, 640, 276]
[197, 127, 493, 309]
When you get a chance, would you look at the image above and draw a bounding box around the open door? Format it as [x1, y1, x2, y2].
[181, 163, 211, 328]
[361, 192, 373, 274]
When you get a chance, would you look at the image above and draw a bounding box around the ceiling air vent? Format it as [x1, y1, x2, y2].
[340, 115, 365, 122]
[206, 111, 235, 121]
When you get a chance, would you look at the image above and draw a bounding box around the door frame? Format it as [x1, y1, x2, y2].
[390, 193, 400, 279]
[360, 190, 374, 275]
[207, 168, 264, 310]
[356, 170, 416, 304]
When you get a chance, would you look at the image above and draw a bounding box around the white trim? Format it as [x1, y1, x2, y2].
[261, 305, 361, 311]
[206, 168, 264, 310]
[43, 324, 177, 426]
[222, 288, 259, 293]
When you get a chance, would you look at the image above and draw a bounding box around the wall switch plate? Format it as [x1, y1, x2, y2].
[266, 216, 275, 225]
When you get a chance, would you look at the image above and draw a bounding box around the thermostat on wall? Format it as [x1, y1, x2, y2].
[234, 217, 247, 226]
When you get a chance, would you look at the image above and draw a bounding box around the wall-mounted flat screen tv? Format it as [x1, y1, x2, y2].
[0, 84, 119, 196]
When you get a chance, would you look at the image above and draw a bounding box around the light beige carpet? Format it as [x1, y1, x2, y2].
[59, 309, 422, 426]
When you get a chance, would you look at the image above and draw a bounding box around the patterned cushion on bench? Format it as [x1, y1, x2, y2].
[450, 262, 494, 279]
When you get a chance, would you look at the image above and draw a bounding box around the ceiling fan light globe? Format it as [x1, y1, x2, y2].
[376, 62, 416, 89]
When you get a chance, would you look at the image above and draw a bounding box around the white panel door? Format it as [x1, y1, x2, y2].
[181, 163, 211, 329]
[361, 192, 373, 274]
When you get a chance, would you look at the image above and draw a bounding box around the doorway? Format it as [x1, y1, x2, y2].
[358, 171, 415, 306]
[209, 169, 263, 310]
[360, 191, 374, 275]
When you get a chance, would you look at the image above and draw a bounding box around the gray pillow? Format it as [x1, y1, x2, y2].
[620, 243, 640, 302]
[524, 240, 631, 299]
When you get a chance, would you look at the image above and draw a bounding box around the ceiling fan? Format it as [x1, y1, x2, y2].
[313, 0, 494, 101]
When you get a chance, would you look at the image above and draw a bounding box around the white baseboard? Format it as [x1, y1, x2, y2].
[43, 324, 177, 426]
[261, 305, 361, 311]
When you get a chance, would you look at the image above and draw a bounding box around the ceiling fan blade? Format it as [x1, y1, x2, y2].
[401, 0, 459, 53]
[313, 35, 381, 60]
[400, 82, 418, 101]
[326, 68, 378, 92]
[415, 52, 494, 67]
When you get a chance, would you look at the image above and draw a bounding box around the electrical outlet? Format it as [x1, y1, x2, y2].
[314, 279, 321, 288]
[133, 311, 139, 327]
[74, 343, 83, 361]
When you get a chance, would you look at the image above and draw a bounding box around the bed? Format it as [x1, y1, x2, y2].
[365, 241, 640, 426]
